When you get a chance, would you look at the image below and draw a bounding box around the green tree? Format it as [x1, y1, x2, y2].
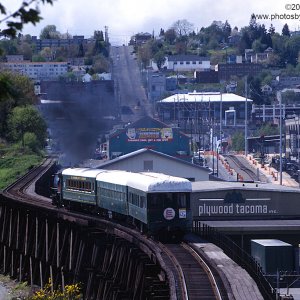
[0, 39, 18, 55]
[0, 0, 53, 38]
[24, 132, 39, 152]
[256, 123, 279, 136]
[231, 131, 245, 151]
[40, 25, 61, 39]
[78, 43, 85, 57]
[0, 71, 36, 137]
[164, 28, 176, 44]
[92, 54, 109, 73]
[282, 23, 290, 37]
[153, 50, 166, 69]
[8, 106, 47, 149]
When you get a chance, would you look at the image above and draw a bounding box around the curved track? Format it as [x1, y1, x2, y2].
[1, 160, 231, 300]
[159, 242, 228, 300]
[2, 156, 55, 208]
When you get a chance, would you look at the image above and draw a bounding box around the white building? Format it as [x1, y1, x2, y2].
[166, 55, 210, 72]
[1, 61, 68, 80]
[152, 55, 210, 72]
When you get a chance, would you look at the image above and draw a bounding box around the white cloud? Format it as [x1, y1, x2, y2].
[1, 0, 299, 44]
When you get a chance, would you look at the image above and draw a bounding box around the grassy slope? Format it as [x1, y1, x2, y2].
[0, 147, 43, 190]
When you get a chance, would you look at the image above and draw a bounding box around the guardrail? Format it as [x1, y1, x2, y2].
[192, 221, 277, 300]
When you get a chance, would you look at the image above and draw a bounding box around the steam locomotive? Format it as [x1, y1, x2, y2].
[52, 168, 192, 239]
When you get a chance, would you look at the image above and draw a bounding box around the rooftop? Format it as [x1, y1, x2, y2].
[159, 92, 253, 103]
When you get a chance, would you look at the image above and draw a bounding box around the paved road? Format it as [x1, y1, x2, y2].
[110, 45, 152, 124]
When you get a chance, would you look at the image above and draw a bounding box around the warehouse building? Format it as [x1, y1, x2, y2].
[157, 92, 253, 127]
[94, 148, 210, 181]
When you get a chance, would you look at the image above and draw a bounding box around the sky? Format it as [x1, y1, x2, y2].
[1, 0, 300, 45]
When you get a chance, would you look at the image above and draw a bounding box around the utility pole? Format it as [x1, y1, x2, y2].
[220, 92, 223, 154]
[245, 76, 248, 156]
[278, 91, 283, 185]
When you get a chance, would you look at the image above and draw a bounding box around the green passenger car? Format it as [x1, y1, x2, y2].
[96, 171, 128, 215]
[62, 168, 104, 206]
[126, 172, 192, 236]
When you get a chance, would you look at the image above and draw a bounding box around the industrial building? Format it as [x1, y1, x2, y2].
[286, 116, 300, 162]
[156, 92, 253, 127]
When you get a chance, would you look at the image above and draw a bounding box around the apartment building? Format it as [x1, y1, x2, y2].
[1, 61, 68, 80]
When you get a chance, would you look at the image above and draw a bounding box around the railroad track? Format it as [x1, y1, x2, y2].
[159, 242, 228, 300]
[1, 156, 56, 208]
[224, 154, 258, 182]
[1, 158, 231, 300]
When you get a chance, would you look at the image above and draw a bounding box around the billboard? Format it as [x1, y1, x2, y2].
[126, 127, 173, 142]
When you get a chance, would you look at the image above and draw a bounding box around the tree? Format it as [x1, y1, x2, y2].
[223, 20, 232, 42]
[159, 28, 165, 36]
[8, 105, 47, 149]
[94, 30, 104, 41]
[0, 71, 37, 137]
[268, 24, 276, 36]
[238, 30, 251, 54]
[164, 28, 176, 44]
[138, 44, 152, 68]
[153, 50, 166, 69]
[231, 131, 245, 151]
[92, 54, 109, 73]
[286, 35, 300, 65]
[256, 123, 279, 136]
[0, 0, 54, 38]
[249, 76, 264, 104]
[282, 23, 290, 37]
[40, 25, 61, 39]
[172, 19, 194, 36]
[78, 43, 85, 57]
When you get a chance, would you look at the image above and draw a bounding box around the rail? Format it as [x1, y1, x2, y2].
[159, 242, 226, 300]
[182, 243, 223, 300]
[158, 242, 189, 300]
[224, 154, 258, 181]
[192, 221, 277, 300]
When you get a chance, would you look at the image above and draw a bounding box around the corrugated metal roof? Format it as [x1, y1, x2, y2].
[159, 92, 253, 103]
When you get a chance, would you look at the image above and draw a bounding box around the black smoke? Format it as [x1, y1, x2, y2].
[39, 80, 117, 166]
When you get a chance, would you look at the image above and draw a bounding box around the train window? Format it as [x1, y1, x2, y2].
[178, 194, 187, 207]
[164, 194, 173, 207]
[140, 196, 146, 208]
[149, 194, 162, 208]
